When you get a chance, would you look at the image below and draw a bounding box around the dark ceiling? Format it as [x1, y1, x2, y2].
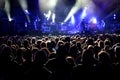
[0, 0, 120, 22]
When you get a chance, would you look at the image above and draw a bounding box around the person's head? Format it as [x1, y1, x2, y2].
[22, 49, 32, 62]
[23, 39, 29, 48]
[104, 39, 111, 46]
[114, 46, 120, 62]
[56, 44, 67, 59]
[98, 40, 104, 49]
[86, 38, 94, 46]
[81, 49, 95, 65]
[98, 51, 110, 63]
[7, 40, 12, 46]
[0, 46, 12, 61]
[34, 50, 48, 65]
[40, 41, 47, 48]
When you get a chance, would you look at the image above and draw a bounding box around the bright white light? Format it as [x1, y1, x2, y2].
[52, 13, 56, 23]
[64, 0, 88, 22]
[114, 14, 116, 17]
[25, 22, 27, 27]
[48, 0, 57, 9]
[39, 0, 58, 11]
[64, 1, 81, 22]
[18, 0, 27, 9]
[8, 17, 13, 21]
[18, 0, 31, 23]
[81, 7, 87, 19]
[5, 0, 11, 21]
[61, 22, 64, 25]
[25, 10, 30, 14]
[64, 0, 94, 23]
[90, 17, 97, 24]
[113, 14, 116, 19]
[92, 18, 97, 24]
[46, 10, 52, 20]
[71, 15, 75, 25]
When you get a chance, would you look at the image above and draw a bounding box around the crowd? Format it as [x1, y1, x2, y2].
[0, 33, 120, 80]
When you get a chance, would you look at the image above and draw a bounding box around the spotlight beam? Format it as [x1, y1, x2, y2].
[4, 0, 11, 21]
[64, 1, 81, 22]
[64, 0, 92, 23]
[52, 13, 56, 23]
[18, 0, 27, 10]
[39, 0, 58, 12]
[18, 0, 30, 23]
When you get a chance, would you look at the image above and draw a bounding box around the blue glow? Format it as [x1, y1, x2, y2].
[114, 14, 116, 17]
[71, 15, 75, 25]
[47, 10, 52, 20]
[44, 10, 52, 20]
[25, 22, 27, 27]
[52, 13, 56, 23]
[34, 17, 41, 30]
[81, 7, 87, 19]
[25, 10, 30, 14]
[8, 17, 13, 21]
[113, 14, 116, 20]
[90, 17, 97, 24]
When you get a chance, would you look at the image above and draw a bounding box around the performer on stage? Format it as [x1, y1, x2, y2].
[80, 19, 86, 33]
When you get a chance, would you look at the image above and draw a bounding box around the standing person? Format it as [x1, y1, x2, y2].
[81, 19, 86, 34]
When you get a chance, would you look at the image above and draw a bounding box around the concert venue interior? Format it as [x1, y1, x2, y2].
[0, 0, 120, 36]
[1, 1, 120, 80]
